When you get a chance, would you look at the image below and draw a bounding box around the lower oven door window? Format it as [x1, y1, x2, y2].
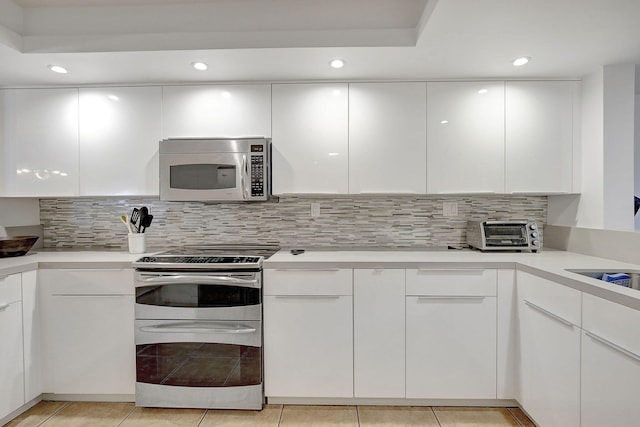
[135, 320, 262, 388]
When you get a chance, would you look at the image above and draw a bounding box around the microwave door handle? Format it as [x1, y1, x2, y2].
[137, 275, 259, 288]
[241, 154, 249, 200]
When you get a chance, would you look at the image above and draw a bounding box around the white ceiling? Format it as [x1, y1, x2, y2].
[1, 0, 640, 87]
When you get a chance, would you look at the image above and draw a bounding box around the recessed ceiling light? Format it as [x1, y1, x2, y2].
[478, 89, 488, 94]
[330, 59, 345, 69]
[440, 120, 449, 124]
[48, 65, 68, 74]
[512, 57, 530, 67]
[107, 95, 120, 101]
[192, 62, 208, 71]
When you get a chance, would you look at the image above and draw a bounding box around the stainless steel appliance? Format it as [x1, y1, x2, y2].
[133, 245, 279, 410]
[466, 220, 540, 252]
[160, 137, 271, 202]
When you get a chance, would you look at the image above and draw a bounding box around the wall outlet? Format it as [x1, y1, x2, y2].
[443, 202, 458, 217]
[311, 202, 320, 218]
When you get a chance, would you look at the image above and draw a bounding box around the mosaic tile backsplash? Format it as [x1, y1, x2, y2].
[39, 195, 547, 250]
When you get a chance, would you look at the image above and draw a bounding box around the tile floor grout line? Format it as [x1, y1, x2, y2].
[116, 402, 137, 427]
[195, 408, 208, 426]
[506, 407, 526, 427]
[36, 401, 72, 427]
[276, 404, 284, 427]
[355, 405, 360, 427]
[430, 406, 443, 427]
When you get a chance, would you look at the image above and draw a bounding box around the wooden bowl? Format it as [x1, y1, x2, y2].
[0, 236, 39, 258]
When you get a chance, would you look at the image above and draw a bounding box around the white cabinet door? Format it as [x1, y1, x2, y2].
[0, 88, 79, 196]
[405, 269, 497, 399]
[0, 273, 24, 419]
[427, 82, 505, 194]
[39, 269, 135, 395]
[264, 269, 353, 398]
[21, 270, 41, 403]
[272, 84, 348, 194]
[517, 272, 581, 427]
[506, 81, 577, 194]
[354, 269, 405, 398]
[264, 295, 353, 398]
[582, 330, 640, 427]
[406, 295, 497, 398]
[349, 82, 427, 194]
[79, 87, 162, 196]
[162, 85, 271, 138]
[581, 293, 640, 427]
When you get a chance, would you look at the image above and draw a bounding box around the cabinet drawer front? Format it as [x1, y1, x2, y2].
[406, 269, 496, 296]
[517, 271, 581, 326]
[0, 273, 22, 304]
[264, 269, 352, 296]
[40, 269, 134, 295]
[583, 292, 640, 356]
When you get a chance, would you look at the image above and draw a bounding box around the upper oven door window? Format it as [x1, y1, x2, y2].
[136, 274, 260, 308]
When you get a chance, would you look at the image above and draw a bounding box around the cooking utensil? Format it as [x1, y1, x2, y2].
[130, 208, 140, 233]
[138, 207, 149, 233]
[120, 214, 133, 234]
[139, 214, 153, 233]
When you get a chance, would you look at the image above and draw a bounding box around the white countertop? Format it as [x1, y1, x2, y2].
[2, 247, 640, 310]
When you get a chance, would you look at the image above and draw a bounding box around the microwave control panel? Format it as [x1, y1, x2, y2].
[250, 144, 266, 198]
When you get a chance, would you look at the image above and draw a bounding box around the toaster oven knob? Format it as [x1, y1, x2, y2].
[531, 232, 538, 238]
[529, 223, 537, 230]
[532, 239, 540, 246]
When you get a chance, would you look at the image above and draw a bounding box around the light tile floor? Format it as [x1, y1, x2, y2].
[5, 402, 535, 427]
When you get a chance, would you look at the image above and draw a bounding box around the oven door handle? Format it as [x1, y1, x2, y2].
[139, 322, 257, 334]
[137, 275, 259, 288]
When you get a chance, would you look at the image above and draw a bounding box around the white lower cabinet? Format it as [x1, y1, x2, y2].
[517, 271, 581, 427]
[264, 269, 353, 398]
[581, 293, 640, 427]
[353, 269, 405, 398]
[39, 269, 135, 395]
[21, 270, 41, 402]
[405, 269, 497, 398]
[0, 273, 25, 419]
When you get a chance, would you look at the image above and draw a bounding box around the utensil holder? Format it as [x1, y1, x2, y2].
[128, 233, 146, 254]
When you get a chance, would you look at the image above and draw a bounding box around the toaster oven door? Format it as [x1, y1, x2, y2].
[483, 224, 529, 247]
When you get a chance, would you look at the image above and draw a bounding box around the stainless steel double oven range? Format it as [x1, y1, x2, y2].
[132, 245, 278, 410]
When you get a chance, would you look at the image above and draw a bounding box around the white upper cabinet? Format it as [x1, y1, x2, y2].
[272, 84, 349, 194]
[79, 87, 162, 196]
[0, 88, 79, 196]
[505, 81, 577, 194]
[427, 82, 505, 194]
[349, 82, 427, 194]
[162, 85, 271, 138]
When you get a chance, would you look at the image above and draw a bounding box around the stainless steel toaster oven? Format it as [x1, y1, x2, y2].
[466, 220, 540, 252]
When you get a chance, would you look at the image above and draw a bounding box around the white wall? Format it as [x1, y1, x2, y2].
[635, 92, 640, 230]
[548, 68, 604, 228]
[0, 198, 40, 227]
[603, 64, 636, 230]
[548, 65, 636, 231]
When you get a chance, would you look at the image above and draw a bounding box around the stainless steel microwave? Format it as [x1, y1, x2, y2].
[159, 137, 271, 201]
